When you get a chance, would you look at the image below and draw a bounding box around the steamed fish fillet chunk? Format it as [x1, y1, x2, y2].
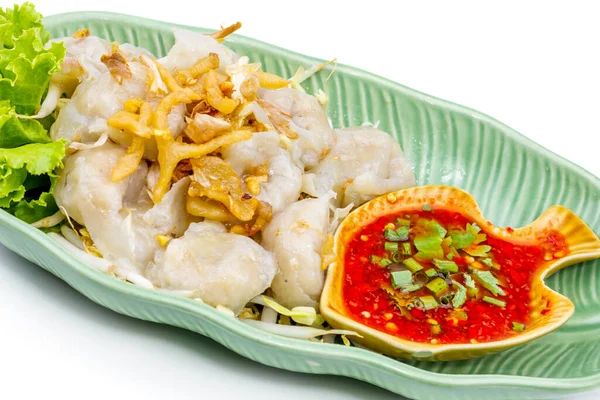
[222, 131, 302, 214]
[54, 143, 189, 274]
[146, 221, 277, 315]
[160, 29, 238, 73]
[261, 194, 332, 309]
[257, 88, 336, 171]
[303, 126, 415, 207]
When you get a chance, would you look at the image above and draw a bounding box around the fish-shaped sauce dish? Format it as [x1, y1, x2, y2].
[0, 7, 599, 400]
[321, 185, 600, 361]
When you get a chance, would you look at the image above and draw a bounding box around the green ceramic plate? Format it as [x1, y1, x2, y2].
[0, 11, 598, 400]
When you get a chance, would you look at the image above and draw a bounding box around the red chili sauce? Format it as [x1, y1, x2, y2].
[342, 209, 568, 344]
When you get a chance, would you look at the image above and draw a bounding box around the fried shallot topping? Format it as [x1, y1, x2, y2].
[72, 28, 90, 38]
[101, 44, 132, 84]
[188, 156, 257, 221]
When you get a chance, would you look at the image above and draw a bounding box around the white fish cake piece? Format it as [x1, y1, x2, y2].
[146, 221, 277, 314]
[54, 143, 189, 274]
[303, 126, 415, 207]
[257, 88, 336, 171]
[222, 131, 302, 215]
[160, 29, 238, 73]
[261, 195, 332, 309]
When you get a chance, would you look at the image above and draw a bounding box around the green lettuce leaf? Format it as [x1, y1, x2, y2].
[0, 100, 50, 147]
[0, 140, 66, 175]
[0, 3, 66, 224]
[8, 190, 57, 223]
[0, 2, 48, 47]
[0, 140, 66, 209]
[0, 25, 65, 115]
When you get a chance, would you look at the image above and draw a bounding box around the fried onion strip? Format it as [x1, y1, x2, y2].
[209, 22, 242, 40]
[123, 98, 143, 113]
[152, 129, 253, 203]
[107, 110, 153, 139]
[153, 88, 202, 131]
[204, 70, 239, 114]
[111, 102, 153, 181]
[188, 156, 257, 221]
[186, 196, 239, 223]
[175, 53, 220, 86]
[152, 58, 181, 92]
[230, 201, 272, 236]
[255, 70, 289, 89]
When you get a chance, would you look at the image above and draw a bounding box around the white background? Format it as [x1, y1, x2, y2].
[1, 1, 599, 399]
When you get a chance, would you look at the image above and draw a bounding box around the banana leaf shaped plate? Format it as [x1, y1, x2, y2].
[0, 11, 598, 400]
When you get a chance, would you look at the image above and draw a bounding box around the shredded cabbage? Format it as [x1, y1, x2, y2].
[241, 319, 360, 340]
[251, 295, 324, 326]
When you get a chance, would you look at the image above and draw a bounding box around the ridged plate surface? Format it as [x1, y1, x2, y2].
[0, 11, 598, 399]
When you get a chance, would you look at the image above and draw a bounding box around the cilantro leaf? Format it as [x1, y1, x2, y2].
[414, 219, 447, 260]
[464, 244, 492, 257]
[451, 280, 467, 308]
[471, 270, 506, 296]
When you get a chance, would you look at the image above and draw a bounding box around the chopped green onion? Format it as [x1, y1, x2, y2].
[472, 270, 506, 296]
[385, 241, 399, 252]
[426, 277, 448, 296]
[417, 295, 439, 310]
[391, 270, 413, 288]
[396, 226, 410, 239]
[400, 284, 422, 293]
[446, 252, 455, 260]
[400, 242, 412, 255]
[414, 271, 428, 285]
[451, 280, 467, 308]
[370, 255, 392, 268]
[482, 296, 506, 308]
[402, 257, 424, 272]
[422, 204, 432, 212]
[404, 214, 411, 219]
[390, 251, 403, 263]
[425, 268, 438, 278]
[384, 226, 409, 242]
[433, 259, 459, 273]
[439, 293, 454, 306]
[481, 258, 493, 267]
[512, 322, 526, 332]
[396, 218, 411, 227]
